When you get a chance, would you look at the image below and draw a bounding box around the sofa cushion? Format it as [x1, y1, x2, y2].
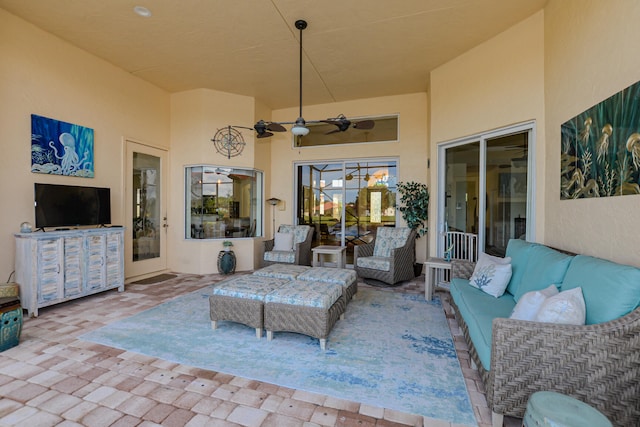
[561, 255, 640, 324]
[513, 245, 573, 302]
[534, 287, 586, 325]
[505, 239, 537, 296]
[469, 252, 512, 298]
[450, 277, 516, 371]
[510, 284, 559, 321]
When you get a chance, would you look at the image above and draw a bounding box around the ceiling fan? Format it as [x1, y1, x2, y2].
[253, 19, 375, 139]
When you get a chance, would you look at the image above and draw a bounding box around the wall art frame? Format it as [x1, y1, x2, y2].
[560, 80, 640, 199]
[31, 114, 94, 178]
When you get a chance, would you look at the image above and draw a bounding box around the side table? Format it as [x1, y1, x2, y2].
[217, 250, 236, 275]
[424, 257, 451, 300]
[312, 245, 347, 268]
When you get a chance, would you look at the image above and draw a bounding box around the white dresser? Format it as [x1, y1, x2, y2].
[15, 228, 125, 317]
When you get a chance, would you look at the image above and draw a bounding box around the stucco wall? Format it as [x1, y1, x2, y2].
[168, 89, 260, 274]
[544, 0, 640, 266]
[0, 9, 170, 281]
[429, 11, 545, 255]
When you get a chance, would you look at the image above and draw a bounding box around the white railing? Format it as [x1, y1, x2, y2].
[438, 231, 478, 286]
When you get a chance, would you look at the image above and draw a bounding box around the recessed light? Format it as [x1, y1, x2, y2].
[133, 6, 152, 18]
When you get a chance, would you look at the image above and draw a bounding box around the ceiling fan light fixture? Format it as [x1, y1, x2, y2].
[291, 125, 309, 136]
[291, 118, 309, 136]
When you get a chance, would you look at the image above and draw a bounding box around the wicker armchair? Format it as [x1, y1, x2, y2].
[451, 259, 640, 427]
[354, 227, 416, 285]
[262, 224, 313, 267]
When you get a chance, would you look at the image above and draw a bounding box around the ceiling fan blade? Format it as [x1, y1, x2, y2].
[324, 129, 341, 135]
[267, 122, 286, 132]
[322, 117, 351, 132]
[353, 120, 375, 130]
[257, 131, 274, 139]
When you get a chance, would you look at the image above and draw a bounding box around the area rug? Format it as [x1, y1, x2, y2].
[131, 273, 178, 285]
[80, 286, 476, 426]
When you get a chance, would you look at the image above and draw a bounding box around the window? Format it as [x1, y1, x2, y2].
[295, 159, 398, 265]
[295, 115, 399, 147]
[185, 166, 263, 239]
[438, 122, 535, 257]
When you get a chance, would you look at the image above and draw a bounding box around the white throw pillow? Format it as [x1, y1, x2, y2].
[534, 287, 586, 325]
[510, 284, 559, 321]
[273, 232, 294, 251]
[468, 252, 513, 298]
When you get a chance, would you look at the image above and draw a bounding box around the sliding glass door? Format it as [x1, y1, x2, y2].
[438, 123, 534, 257]
[296, 159, 398, 265]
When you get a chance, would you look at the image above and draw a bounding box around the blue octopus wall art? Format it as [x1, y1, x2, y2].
[31, 114, 94, 178]
[561, 80, 640, 199]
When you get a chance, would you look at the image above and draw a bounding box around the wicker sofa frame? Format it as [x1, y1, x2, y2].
[450, 259, 640, 427]
[353, 228, 417, 285]
[262, 225, 313, 267]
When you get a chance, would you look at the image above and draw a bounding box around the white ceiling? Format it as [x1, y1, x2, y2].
[0, 0, 547, 110]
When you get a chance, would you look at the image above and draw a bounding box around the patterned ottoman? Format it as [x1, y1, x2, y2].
[252, 264, 311, 280]
[264, 280, 346, 350]
[210, 275, 290, 338]
[297, 267, 358, 303]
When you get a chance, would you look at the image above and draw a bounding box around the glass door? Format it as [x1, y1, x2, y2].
[438, 123, 534, 257]
[125, 140, 168, 278]
[296, 159, 398, 265]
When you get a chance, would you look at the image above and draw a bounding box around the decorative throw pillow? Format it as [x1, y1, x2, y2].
[273, 232, 294, 251]
[468, 252, 513, 298]
[510, 284, 559, 321]
[534, 287, 586, 325]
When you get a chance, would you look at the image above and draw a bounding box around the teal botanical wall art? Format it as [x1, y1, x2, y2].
[31, 114, 94, 177]
[561, 80, 640, 199]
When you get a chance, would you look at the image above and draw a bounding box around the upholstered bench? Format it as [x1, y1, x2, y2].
[253, 265, 358, 303]
[264, 280, 345, 350]
[297, 267, 358, 303]
[209, 275, 290, 338]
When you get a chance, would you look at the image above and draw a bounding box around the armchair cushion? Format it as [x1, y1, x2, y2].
[273, 232, 294, 251]
[372, 227, 412, 257]
[263, 224, 313, 267]
[263, 250, 296, 264]
[279, 224, 310, 244]
[356, 256, 391, 271]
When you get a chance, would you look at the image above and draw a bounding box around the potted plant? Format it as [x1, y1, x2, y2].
[222, 240, 233, 251]
[396, 181, 429, 276]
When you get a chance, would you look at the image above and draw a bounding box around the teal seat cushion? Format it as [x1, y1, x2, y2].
[450, 277, 516, 371]
[513, 245, 573, 301]
[561, 255, 640, 324]
[505, 239, 537, 296]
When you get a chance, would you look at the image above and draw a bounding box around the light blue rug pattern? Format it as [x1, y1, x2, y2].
[81, 287, 476, 425]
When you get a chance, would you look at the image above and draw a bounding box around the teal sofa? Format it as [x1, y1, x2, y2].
[449, 239, 640, 427]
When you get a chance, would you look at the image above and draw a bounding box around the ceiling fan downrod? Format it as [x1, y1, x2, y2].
[291, 19, 309, 136]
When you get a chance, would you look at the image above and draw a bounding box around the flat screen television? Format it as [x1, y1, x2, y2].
[34, 183, 111, 229]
